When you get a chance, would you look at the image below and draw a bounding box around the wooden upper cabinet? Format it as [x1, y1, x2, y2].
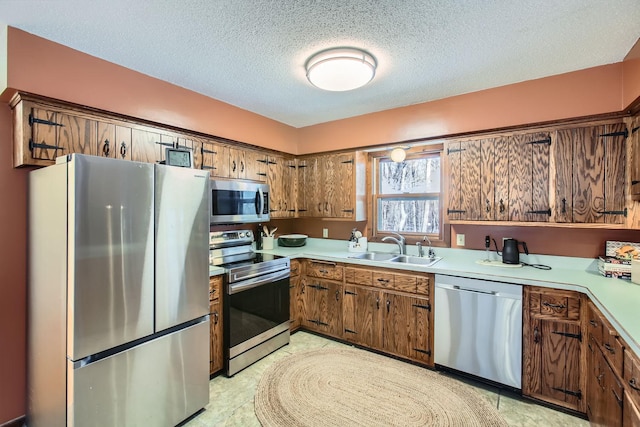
[296, 151, 366, 220]
[554, 122, 627, 224]
[131, 128, 175, 164]
[268, 154, 296, 218]
[243, 150, 268, 182]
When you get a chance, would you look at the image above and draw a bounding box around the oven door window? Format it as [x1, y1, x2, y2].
[227, 276, 290, 349]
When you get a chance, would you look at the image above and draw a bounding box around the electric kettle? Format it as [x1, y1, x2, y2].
[502, 238, 529, 264]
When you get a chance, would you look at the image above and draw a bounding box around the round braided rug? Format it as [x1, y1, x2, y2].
[255, 347, 508, 427]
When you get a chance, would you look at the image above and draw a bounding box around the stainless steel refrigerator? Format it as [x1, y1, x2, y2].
[27, 154, 210, 426]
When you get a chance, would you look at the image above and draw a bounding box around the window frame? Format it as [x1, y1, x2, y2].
[371, 146, 445, 245]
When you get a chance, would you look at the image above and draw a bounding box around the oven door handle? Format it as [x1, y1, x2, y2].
[228, 270, 290, 294]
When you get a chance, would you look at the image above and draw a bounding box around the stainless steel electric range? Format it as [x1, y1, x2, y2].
[210, 230, 290, 376]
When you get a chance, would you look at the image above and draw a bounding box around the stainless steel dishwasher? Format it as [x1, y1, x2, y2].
[434, 274, 522, 389]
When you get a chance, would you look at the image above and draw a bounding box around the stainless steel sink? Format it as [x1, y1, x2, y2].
[389, 255, 442, 266]
[349, 252, 398, 261]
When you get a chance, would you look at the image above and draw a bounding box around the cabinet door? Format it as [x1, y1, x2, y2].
[289, 274, 302, 330]
[382, 292, 413, 357]
[573, 124, 626, 224]
[508, 132, 550, 222]
[554, 128, 574, 222]
[316, 279, 342, 337]
[115, 125, 132, 161]
[244, 150, 268, 182]
[131, 128, 161, 163]
[300, 278, 318, 330]
[527, 317, 582, 410]
[209, 300, 223, 375]
[227, 146, 245, 179]
[304, 156, 324, 217]
[58, 112, 97, 158]
[411, 295, 432, 364]
[343, 285, 381, 348]
[97, 121, 116, 159]
[624, 391, 640, 427]
[446, 139, 482, 220]
[631, 116, 640, 200]
[296, 158, 310, 216]
[29, 107, 63, 161]
[268, 154, 296, 218]
[325, 153, 355, 218]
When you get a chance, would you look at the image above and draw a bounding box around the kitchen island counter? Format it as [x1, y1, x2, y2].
[256, 238, 640, 357]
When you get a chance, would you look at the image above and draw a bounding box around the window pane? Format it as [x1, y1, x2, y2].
[377, 198, 439, 234]
[379, 157, 440, 195]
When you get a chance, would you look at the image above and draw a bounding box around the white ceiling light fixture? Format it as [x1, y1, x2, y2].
[306, 48, 377, 92]
[390, 147, 407, 162]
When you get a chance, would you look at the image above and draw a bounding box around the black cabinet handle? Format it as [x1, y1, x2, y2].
[102, 139, 110, 156]
[534, 326, 540, 344]
[499, 199, 505, 214]
[589, 320, 598, 327]
[376, 297, 380, 310]
[213, 311, 219, 324]
[119, 142, 127, 158]
[604, 343, 615, 354]
[485, 199, 490, 213]
[630, 378, 640, 391]
[335, 290, 340, 301]
[232, 160, 237, 172]
[542, 301, 566, 310]
[386, 299, 391, 314]
[562, 198, 567, 214]
[301, 284, 305, 294]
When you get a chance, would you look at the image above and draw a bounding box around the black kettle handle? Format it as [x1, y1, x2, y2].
[520, 241, 529, 255]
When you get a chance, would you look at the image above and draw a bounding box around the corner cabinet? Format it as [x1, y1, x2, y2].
[296, 151, 367, 220]
[522, 286, 585, 413]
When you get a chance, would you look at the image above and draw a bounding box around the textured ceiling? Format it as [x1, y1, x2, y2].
[1, 1, 640, 127]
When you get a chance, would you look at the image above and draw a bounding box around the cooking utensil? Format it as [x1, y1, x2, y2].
[263, 225, 269, 237]
[270, 227, 277, 236]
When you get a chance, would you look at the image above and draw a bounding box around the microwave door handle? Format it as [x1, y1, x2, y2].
[258, 187, 264, 216]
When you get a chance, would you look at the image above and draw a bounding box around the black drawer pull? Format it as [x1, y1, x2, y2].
[589, 320, 598, 327]
[603, 343, 615, 354]
[542, 301, 566, 310]
[630, 378, 640, 391]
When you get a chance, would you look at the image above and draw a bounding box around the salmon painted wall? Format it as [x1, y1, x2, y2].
[0, 104, 29, 423]
[297, 64, 623, 153]
[3, 27, 299, 154]
[623, 38, 640, 110]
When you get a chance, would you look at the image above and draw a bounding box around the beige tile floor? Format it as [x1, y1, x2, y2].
[183, 331, 590, 427]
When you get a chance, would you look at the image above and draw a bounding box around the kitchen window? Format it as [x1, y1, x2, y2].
[373, 149, 443, 242]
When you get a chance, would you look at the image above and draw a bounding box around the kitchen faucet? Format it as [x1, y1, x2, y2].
[423, 235, 436, 259]
[381, 232, 406, 255]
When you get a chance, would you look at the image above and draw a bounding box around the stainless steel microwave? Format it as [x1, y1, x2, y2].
[209, 179, 270, 224]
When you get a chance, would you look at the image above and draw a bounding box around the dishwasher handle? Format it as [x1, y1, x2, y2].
[452, 285, 497, 295]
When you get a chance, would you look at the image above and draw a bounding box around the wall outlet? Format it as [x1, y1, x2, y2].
[323, 228, 329, 238]
[456, 234, 465, 246]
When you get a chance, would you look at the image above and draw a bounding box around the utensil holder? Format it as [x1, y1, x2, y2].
[263, 236, 274, 250]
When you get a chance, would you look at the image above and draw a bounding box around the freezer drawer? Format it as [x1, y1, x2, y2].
[67, 320, 209, 427]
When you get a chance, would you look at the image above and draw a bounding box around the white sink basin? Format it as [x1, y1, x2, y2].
[349, 252, 398, 261]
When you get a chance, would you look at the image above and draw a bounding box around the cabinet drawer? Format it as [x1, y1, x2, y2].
[306, 260, 343, 281]
[393, 273, 417, 293]
[600, 317, 624, 374]
[625, 349, 640, 407]
[586, 302, 603, 344]
[372, 272, 394, 289]
[528, 288, 580, 320]
[345, 267, 373, 285]
[290, 259, 302, 277]
[416, 276, 430, 296]
[209, 275, 223, 302]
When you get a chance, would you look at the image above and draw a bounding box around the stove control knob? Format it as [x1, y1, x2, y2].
[239, 232, 246, 238]
[246, 231, 252, 239]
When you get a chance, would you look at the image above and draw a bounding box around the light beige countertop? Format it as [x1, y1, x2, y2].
[248, 237, 640, 356]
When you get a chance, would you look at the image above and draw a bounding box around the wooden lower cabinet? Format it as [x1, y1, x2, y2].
[624, 392, 640, 427]
[289, 259, 303, 330]
[587, 336, 623, 426]
[301, 277, 342, 337]
[523, 287, 585, 412]
[381, 291, 432, 364]
[342, 284, 381, 349]
[209, 275, 223, 376]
